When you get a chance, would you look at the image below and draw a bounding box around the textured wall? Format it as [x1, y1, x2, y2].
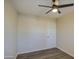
[56, 12, 74, 56]
[17, 15, 56, 54]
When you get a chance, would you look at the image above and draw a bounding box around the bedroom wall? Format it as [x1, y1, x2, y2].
[17, 15, 56, 54]
[4, 0, 18, 59]
[56, 12, 74, 56]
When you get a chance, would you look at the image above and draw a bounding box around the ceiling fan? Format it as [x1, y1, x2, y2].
[38, 0, 74, 14]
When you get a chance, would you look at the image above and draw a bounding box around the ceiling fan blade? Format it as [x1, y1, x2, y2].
[45, 9, 53, 14]
[38, 5, 52, 8]
[58, 3, 74, 8]
[58, 10, 61, 14]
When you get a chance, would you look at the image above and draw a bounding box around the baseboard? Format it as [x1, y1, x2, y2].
[57, 47, 74, 57]
[4, 56, 16, 59]
[17, 47, 56, 54]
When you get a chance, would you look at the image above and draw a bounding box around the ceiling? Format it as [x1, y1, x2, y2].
[12, 0, 74, 18]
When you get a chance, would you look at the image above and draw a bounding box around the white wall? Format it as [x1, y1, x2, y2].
[4, 0, 17, 59]
[56, 12, 74, 56]
[17, 15, 56, 54]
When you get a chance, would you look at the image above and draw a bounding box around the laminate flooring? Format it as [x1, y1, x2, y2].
[16, 48, 73, 59]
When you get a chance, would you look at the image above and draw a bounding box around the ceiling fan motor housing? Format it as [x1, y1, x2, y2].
[52, 4, 58, 10]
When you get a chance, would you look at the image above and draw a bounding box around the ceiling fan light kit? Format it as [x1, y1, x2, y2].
[38, 0, 74, 14]
[52, 8, 58, 12]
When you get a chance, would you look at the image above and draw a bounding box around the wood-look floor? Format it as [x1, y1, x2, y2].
[16, 48, 73, 59]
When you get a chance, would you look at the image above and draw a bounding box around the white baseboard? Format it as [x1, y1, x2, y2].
[4, 56, 16, 59]
[17, 47, 56, 54]
[57, 47, 74, 57]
